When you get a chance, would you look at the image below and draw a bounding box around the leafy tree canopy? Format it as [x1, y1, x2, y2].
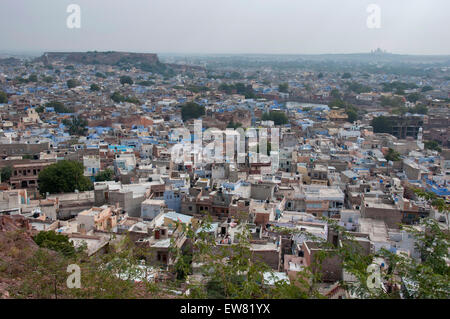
[62, 116, 88, 136]
[119, 75, 133, 85]
[45, 101, 72, 113]
[67, 79, 79, 89]
[406, 92, 422, 103]
[95, 168, 115, 182]
[424, 140, 442, 153]
[346, 81, 371, 94]
[385, 148, 401, 162]
[181, 102, 205, 121]
[381, 96, 404, 108]
[34, 231, 76, 257]
[38, 160, 93, 194]
[411, 104, 428, 115]
[278, 83, 289, 93]
[90, 83, 100, 91]
[0, 91, 8, 104]
[342, 72, 352, 79]
[218, 83, 256, 99]
[261, 111, 288, 125]
[1, 166, 12, 183]
[110, 92, 141, 105]
[371, 116, 394, 133]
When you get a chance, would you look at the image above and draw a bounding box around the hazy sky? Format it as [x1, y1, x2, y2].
[0, 0, 449, 55]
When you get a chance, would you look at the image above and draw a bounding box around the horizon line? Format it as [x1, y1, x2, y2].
[1, 50, 450, 58]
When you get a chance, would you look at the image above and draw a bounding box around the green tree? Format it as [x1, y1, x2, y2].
[382, 82, 418, 93]
[45, 101, 72, 113]
[174, 251, 193, 281]
[347, 82, 371, 94]
[41, 75, 54, 83]
[421, 86, 433, 92]
[35, 105, 44, 113]
[0, 166, 12, 183]
[406, 93, 422, 103]
[111, 91, 125, 103]
[411, 104, 428, 115]
[261, 111, 288, 125]
[330, 89, 341, 100]
[346, 109, 358, 123]
[414, 189, 449, 230]
[33, 231, 76, 257]
[110, 92, 140, 105]
[342, 72, 352, 79]
[137, 80, 154, 87]
[95, 72, 106, 78]
[424, 140, 442, 152]
[177, 217, 273, 299]
[0, 91, 8, 104]
[381, 96, 403, 107]
[67, 79, 79, 89]
[392, 106, 408, 115]
[28, 74, 38, 82]
[120, 75, 133, 86]
[90, 83, 100, 91]
[219, 83, 255, 98]
[95, 168, 115, 182]
[181, 102, 205, 121]
[329, 99, 346, 109]
[278, 216, 449, 299]
[371, 116, 393, 133]
[62, 116, 88, 136]
[385, 148, 401, 162]
[124, 96, 141, 105]
[38, 160, 93, 194]
[278, 83, 289, 93]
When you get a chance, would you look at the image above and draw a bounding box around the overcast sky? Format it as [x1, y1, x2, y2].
[0, 0, 449, 55]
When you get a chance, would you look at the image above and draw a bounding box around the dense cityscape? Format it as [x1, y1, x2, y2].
[0, 1, 449, 305]
[0, 50, 448, 300]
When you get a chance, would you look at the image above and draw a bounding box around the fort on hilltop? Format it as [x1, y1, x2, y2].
[39, 51, 160, 66]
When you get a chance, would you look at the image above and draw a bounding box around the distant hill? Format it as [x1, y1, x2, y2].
[39, 51, 160, 66]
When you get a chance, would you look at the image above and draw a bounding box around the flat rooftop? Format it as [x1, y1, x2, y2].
[359, 218, 388, 243]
